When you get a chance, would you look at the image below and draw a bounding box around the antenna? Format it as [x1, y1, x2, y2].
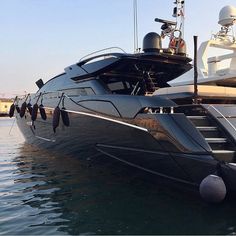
[213, 6, 236, 42]
[173, 0, 185, 38]
[156, 0, 185, 40]
[218, 5, 236, 27]
[133, 0, 139, 53]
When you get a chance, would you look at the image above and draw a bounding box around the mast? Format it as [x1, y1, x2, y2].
[133, 0, 139, 53]
[173, 0, 185, 39]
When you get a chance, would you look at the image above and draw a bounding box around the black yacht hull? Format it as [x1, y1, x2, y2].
[16, 105, 229, 189]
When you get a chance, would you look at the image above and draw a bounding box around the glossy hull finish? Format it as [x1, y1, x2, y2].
[16, 104, 220, 188]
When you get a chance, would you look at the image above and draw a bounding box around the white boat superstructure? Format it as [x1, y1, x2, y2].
[168, 5, 236, 88]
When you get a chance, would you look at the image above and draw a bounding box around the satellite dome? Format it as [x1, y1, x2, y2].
[218, 5, 236, 27]
[143, 32, 162, 53]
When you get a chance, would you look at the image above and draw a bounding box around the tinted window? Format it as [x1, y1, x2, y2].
[101, 77, 135, 95]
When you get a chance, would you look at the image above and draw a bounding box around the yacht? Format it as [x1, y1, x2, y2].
[10, 3, 236, 202]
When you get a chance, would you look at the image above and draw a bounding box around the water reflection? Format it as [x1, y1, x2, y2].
[1, 117, 236, 235]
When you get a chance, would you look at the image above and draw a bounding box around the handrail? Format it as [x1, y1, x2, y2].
[209, 105, 236, 133]
[78, 47, 127, 63]
[77, 52, 125, 68]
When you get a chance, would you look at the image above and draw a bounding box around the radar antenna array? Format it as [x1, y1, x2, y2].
[155, 0, 185, 40]
[214, 6, 236, 42]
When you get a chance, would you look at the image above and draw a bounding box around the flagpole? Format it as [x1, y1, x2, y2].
[194, 35, 198, 104]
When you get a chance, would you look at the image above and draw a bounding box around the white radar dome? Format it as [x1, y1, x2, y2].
[218, 5, 236, 26]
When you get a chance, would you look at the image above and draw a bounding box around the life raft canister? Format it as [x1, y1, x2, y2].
[169, 37, 186, 55]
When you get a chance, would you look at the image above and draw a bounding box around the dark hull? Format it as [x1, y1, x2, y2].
[16, 107, 221, 188]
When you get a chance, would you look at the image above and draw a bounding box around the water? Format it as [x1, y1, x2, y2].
[1, 117, 236, 235]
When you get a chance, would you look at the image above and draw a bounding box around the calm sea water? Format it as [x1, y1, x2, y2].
[1, 117, 236, 235]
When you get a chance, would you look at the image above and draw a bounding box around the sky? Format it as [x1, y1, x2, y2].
[0, 0, 236, 97]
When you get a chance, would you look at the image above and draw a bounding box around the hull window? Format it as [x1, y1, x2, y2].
[62, 88, 95, 97]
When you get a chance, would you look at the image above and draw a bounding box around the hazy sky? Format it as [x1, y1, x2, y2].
[1, 0, 236, 97]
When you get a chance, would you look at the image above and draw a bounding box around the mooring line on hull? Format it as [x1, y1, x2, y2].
[35, 135, 56, 142]
[9, 118, 16, 135]
[97, 144, 214, 163]
[97, 143, 198, 185]
[156, 134, 197, 185]
[96, 147, 197, 187]
[96, 143, 169, 157]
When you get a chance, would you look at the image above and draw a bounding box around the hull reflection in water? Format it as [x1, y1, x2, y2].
[1, 118, 236, 234]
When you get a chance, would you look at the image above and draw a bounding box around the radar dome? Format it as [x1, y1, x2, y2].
[143, 32, 162, 53]
[218, 5, 236, 27]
